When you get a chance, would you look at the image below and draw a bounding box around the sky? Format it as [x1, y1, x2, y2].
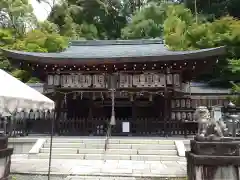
[30, 0, 51, 21]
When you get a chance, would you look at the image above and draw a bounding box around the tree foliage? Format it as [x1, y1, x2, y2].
[163, 5, 240, 86]
[185, 0, 240, 20]
[0, 0, 37, 36]
[229, 82, 240, 105]
[121, 3, 167, 39]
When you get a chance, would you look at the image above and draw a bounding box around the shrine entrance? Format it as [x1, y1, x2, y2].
[56, 92, 167, 136]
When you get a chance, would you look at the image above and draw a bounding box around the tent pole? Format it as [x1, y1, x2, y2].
[47, 110, 55, 180]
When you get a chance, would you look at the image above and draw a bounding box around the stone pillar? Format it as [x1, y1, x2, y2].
[0, 136, 13, 180]
[186, 139, 240, 180]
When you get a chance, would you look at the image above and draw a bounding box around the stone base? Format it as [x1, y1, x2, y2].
[186, 139, 240, 180]
[0, 136, 13, 180]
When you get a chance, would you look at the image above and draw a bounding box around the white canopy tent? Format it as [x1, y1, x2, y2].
[0, 69, 54, 115]
[0, 69, 55, 180]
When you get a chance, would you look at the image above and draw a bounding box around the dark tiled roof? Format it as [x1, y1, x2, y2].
[27, 83, 44, 93]
[1, 39, 225, 64]
[190, 82, 231, 94]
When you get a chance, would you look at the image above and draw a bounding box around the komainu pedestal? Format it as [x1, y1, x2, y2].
[186, 139, 240, 180]
[0, 136, 13, 180]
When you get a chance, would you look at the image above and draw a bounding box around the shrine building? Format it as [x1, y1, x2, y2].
[2, 39, 228, 136]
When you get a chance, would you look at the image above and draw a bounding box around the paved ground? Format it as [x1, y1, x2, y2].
[12, 175, 186, 180]
[11, 155, 186, 178]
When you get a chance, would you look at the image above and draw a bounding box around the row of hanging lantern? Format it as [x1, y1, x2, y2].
[171, 99, 193, 109]
[46, 72, 181, 88]
[171, 111, 195, 121]
[0, 110, 55, 121]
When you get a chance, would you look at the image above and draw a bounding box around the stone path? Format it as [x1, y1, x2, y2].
[11, 155, 186, 178]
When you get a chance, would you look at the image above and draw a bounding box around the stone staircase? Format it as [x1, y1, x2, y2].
[29, 138, 184, 161]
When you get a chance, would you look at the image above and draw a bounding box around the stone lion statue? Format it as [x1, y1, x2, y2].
[194, 106, 228, 141]
[194, 106, 211, 137]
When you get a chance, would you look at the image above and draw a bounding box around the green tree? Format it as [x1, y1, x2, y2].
[229, 82, 240, 105]
[48, 0, 126, 39]
[185, 0, 240, 20]
[38, 20, 60, 34]
[0, 29, 15, 72]
[1, 28, 68, 82]
[12, 29, 67, 52]
[163, 4, 194, 50]
[121, 3, 167, 39]
[164, 5, 240, 86]
[0, 0, 37, 36]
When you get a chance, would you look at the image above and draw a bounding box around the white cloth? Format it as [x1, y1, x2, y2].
[0, 69, 55, 115]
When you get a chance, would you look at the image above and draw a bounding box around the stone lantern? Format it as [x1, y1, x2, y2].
[186, 104, 240, 180]
[0, 114, 13, 180]
[225, 102, 239, 137]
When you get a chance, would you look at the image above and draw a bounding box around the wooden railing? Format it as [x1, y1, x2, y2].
[0, 106, 238, 137]
[0, 116, 199, 137]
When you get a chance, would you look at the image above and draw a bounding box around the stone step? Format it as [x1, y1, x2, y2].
[66, 176, 137, 180]
[40, 148, 177, 155]
[43, 143, 176, 150]
[49, 138, 175, 145]
[29, 153, 182, 161]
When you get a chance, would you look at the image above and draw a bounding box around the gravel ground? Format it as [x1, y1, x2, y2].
[11, 174, 67, 180]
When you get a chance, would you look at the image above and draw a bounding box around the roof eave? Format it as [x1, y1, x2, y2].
[1, 46, 226, 65]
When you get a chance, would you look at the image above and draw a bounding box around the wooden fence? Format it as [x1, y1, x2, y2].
[0, 116, 197, 137]
[0, 106, 238, 137]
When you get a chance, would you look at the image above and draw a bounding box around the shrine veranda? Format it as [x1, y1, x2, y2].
[2, 39, 229, 136]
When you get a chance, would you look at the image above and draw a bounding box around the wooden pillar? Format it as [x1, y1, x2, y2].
[164, 69, 169, 137]
[157, 95, 163, 135]
[163, 92, 169, 137]
[131, 96, 136, 135]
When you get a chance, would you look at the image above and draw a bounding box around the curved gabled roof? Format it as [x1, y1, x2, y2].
[1, 39, 226, 65]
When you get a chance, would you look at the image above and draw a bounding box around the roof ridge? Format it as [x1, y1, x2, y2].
[69, 39, 164, 46]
